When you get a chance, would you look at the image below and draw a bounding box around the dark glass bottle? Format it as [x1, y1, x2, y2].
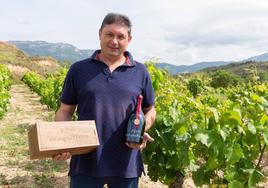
[126, 95, 145, 144]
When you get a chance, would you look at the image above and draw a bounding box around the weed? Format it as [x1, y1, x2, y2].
[24, 159, 68, 173]
[16, 123, 30, 134]
[33, 173, 55, 188]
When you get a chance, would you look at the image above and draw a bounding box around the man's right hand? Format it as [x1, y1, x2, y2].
[52, 152, 71, 161]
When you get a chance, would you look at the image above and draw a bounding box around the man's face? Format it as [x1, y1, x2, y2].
[99, 23, 132, 58]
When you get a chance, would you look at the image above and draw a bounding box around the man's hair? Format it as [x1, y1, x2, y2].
[100, 13, 132, 36]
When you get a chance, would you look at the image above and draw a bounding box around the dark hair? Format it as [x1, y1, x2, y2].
[100, 13, 132, 36]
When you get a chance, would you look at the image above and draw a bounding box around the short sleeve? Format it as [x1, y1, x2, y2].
[60, 65, 77, 105]
[142, 68, 155, 108]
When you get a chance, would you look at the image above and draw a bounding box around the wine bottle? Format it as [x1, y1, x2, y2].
[126, 95, 145, 144]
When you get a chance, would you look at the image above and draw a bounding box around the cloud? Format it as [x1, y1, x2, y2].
[150, 1, 268, 64]
[1, 0, 268, 65]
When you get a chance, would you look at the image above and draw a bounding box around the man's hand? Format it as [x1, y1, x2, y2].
[52, 152, 71, 161]
[125, 132, 154, 150]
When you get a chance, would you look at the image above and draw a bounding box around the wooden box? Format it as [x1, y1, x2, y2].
[28, 120, 99, 159]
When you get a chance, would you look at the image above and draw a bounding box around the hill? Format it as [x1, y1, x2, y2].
[243, 52, 268, 62]
[0, 41, 61, 80]
[156, 61, 231, 74]
[155, 51, 268, 74]
[201, 60, 268, 80]
[8, 40, 95, 63]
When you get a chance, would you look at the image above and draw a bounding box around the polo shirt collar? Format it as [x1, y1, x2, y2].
[89, 50, 136, 67]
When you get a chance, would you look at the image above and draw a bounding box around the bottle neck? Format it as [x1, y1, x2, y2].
[135, 95, 143, 121]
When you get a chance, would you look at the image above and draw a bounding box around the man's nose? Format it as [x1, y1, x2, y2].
[110, 37, 119, 45]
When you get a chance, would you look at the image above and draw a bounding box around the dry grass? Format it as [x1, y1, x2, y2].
[0, 84, 68, 188]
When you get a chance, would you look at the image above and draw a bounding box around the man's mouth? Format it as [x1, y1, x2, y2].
[109, 46, 119, 51]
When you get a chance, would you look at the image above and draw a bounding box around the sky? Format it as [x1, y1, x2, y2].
[1, 0, 268, 65]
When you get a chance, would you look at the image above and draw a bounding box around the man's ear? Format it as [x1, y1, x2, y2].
[99, 29, 102, 40]
[128, 35, 132, 42]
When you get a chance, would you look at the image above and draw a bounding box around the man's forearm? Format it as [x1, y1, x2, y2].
[144, 106, 156, 132]
[55, 103, 76, 121]
[55, 110, 73, 121]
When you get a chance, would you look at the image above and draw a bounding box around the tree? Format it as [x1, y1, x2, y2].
[187, 78, 203, 97]
[210, 70, 238, 88]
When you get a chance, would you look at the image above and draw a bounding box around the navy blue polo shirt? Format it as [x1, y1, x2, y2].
[60, 50, 155, 178]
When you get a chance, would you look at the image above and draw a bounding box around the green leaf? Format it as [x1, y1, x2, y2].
[243, 131, 258, 146]
[189, 160, 199, 172]
[260, 114, 268, 126]
[247, 123, 256, 135]
[257, 103, 264, 111]
[174, 116, 189, 134]
[263, 131, 268, 145]
[250, 93, 261, 102]
[195, 132, 210, 147]
[192, 166, 210, 186]
[237, 125, 246, 135]
[205, 157, 218, 171]
[244, 97, 252, 105]
[208, 107, 219, 123]
[248, 169, 264, 188]
[228, 180, 244, 188]
[220, 129, 228, 141]
[229, 109, 242, 124]
[224, 166, 237, 182]
[225, 143, 244, 164]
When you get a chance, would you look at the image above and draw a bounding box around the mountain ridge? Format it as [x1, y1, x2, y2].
[7, 40, 268, 74]
[8, 40, 95, 63]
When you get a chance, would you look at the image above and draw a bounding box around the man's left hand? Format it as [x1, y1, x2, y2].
[125, 132, 154, 150]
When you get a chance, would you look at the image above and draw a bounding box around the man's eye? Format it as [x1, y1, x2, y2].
[106, 33, 113, 37]
[118, 35, 126, 40]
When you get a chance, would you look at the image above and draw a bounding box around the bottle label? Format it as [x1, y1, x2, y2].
[134, 119, 140, 125]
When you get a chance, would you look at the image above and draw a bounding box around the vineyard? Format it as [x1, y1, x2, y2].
[0, 64, 11, 119]
[1, 60, 268, 187]
[145, 64, 268, 187]
[21, 69, 67, 111]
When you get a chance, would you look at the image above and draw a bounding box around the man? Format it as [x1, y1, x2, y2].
[53, 13, 156, 188]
